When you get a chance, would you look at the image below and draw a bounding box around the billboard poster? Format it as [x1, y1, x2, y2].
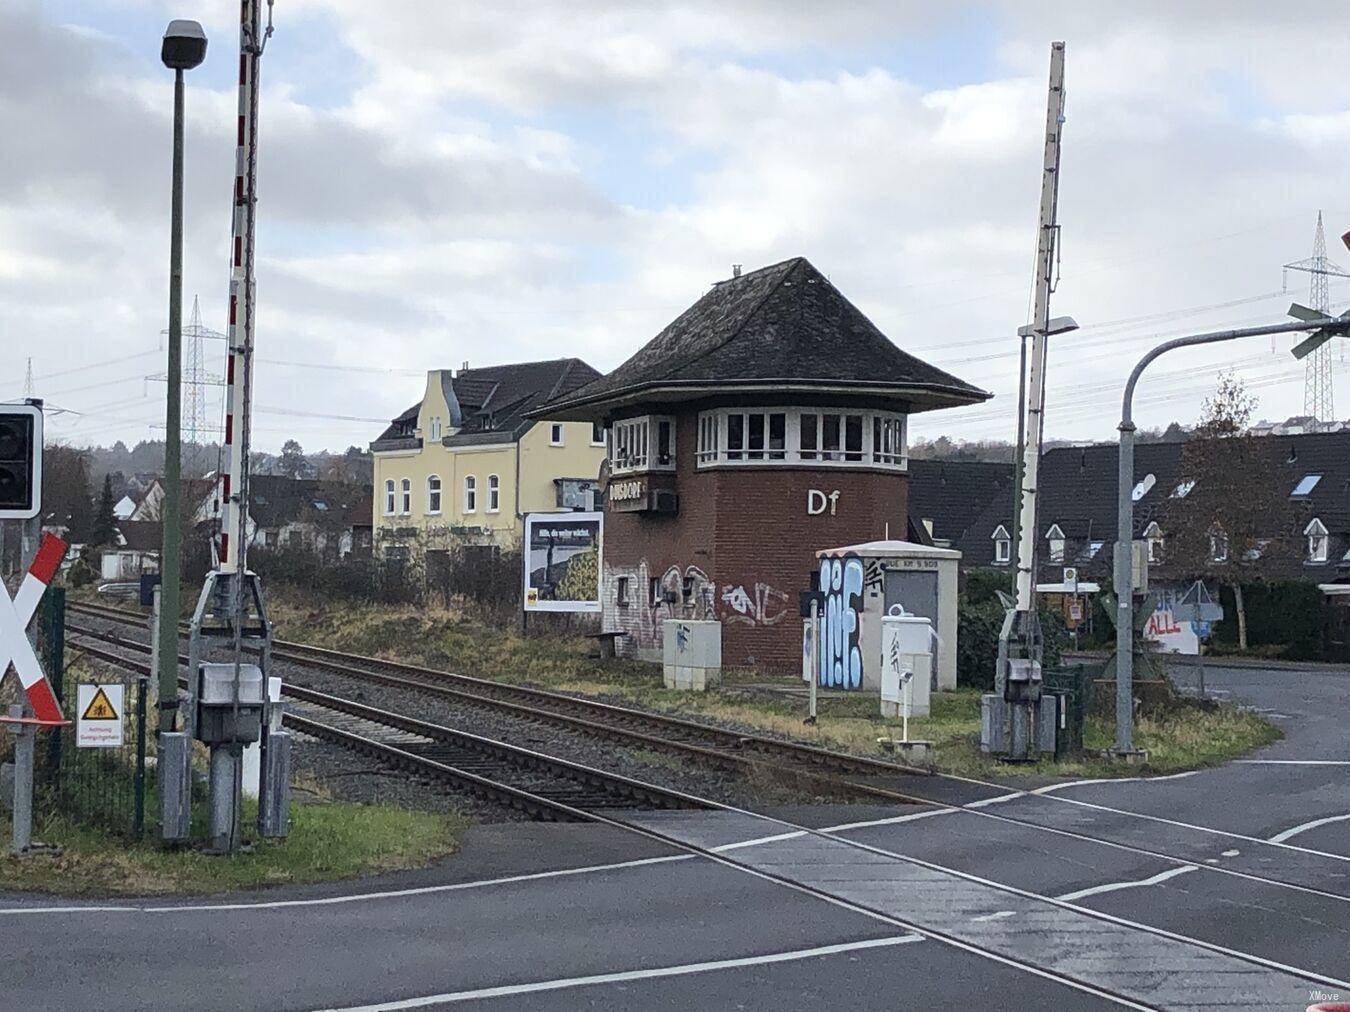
[523, 511, 602, 612]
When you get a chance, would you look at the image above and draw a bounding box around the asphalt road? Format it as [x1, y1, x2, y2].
[2, 660, 1347, 1011]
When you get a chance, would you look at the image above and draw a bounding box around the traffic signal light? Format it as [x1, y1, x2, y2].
[0, 403, 42, 519]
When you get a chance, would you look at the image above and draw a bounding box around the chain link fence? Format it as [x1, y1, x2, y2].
[35, 590, 150, 838]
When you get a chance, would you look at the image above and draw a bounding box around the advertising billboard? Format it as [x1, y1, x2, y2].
[523, 511, 602, 613]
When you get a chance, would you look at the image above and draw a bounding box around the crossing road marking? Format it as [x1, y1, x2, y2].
[1268, 813, 1350, 844]
[313, 934, 926, 1011]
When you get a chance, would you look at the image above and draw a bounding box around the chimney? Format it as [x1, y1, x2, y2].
[732, 264, 742, 278]
[461, 360, 469, 373]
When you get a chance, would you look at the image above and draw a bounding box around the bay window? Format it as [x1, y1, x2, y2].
[697, 407, 906, 470]
[611, 415, 675, 474]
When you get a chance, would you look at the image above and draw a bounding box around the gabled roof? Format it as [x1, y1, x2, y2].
[939, 429, 1350, 581]
[115, 520, 162, 552]
[906, 458, 1014, 549]
[244, 476, 373, 531]
[372, 358, 600, 451]
[534, 257, 989, 420]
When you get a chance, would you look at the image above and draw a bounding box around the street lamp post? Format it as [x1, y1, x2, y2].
[1112, 310, 1350, 757]
[158, 20, 207, 735]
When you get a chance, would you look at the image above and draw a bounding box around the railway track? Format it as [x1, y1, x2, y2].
[66, 600, 936, 804]
[62, 607, 1350, 1009]
[66, 631, 709, 821]
[66, 599, 1350, 906]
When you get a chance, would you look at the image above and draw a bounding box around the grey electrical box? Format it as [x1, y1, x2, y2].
[159, 731, 193, 841]
[258, 730, 292, 838]
[980, 694, 1007, 753]
[1036, 694, 1059, 754]
[196, 663, 265, 745]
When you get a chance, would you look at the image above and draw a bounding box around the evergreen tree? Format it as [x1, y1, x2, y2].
[91, 473, 118, 546]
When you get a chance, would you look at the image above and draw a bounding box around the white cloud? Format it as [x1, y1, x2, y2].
[8, 0, 1350, 455]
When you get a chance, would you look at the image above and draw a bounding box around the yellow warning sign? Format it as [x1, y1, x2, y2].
[81, 686, 118, 720]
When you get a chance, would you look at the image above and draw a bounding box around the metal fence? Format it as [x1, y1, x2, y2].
[35, 590, 150, 839]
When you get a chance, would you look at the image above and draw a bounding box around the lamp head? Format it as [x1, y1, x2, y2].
[161, 20, 207, 71]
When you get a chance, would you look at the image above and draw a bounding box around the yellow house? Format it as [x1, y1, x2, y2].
[370, 359, 606, 561]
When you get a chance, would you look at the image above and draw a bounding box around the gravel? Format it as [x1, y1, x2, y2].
[66, 609, 838, 823]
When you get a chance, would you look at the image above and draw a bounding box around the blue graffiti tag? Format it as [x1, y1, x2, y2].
[818, 555, 864, 689]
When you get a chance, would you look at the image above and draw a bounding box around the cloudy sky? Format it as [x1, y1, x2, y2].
[7, 1, 1350, 454]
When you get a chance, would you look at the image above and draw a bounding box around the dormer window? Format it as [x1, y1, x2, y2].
[1143, 521, 1164, 564]
[1045, 524, 1065, 564]
[991, 525, 1011, 565]
[1306, 518, 1329, 563]
[612, 415, 675, 474]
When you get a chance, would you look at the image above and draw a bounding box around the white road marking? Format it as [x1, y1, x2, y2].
[0, 854, 692, 917]
[1236, 759, 1350, 766]
[971, 910, 1016, 922]
[1221, 849, 1240, 858]
[312, 934, 926, 1010]
[1268, 813, 1350, 844]
[1056, 865, 1198, 902]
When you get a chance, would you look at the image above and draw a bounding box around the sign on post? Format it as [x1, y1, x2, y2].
[0, 532, 67, 722]
[76, 684, 124, 747]
[523, 512, 602, 613]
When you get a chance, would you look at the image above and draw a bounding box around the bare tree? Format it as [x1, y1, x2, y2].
[1160, 372, 1297, 649]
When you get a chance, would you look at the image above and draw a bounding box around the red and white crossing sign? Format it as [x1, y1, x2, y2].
[0, 533, 68, 723]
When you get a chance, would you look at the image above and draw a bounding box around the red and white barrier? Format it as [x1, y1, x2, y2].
[0, 533, 68, 723]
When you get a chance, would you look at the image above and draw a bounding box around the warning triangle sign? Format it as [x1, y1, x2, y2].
[81, 687, 119, 721]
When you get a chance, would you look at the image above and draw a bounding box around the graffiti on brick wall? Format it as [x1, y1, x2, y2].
[819, 554, 864, 689]
[604, 560, 714, 652]
[720, 582, 791, 627]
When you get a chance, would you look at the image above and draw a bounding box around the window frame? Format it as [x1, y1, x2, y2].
[1306, 517, 1329, 563]
[487, 474, 501, 514]
[549, 423, 564, 447]
[426, 474, 442, 515]
[611, 415, 676, 475]
[383, 479, 396, 516]
[695, 407, 907, 471]
[590, 421, 606, 447]
[399, 478, 412, 516]
[463, 475, 478, 514]
[991, 524, 1011, 565]
[1045, 523, 1065, 565]
[1143, 521, 1164, 564]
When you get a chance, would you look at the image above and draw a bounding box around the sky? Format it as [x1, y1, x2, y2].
[6, 1, 1350, 455]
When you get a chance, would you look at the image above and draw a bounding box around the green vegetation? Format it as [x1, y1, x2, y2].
[265, 591, 1281, 780]
[0, 800, 466, 897]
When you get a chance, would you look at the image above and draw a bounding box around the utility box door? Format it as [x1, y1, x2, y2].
[884, 570, 938, 626]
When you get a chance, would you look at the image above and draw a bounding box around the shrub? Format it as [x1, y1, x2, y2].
[957, 569, 1066, 690]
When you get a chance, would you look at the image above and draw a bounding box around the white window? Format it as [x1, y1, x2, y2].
[464, 475, 477, 513]
[1209, 525, 1228, 563]
[590, 421, 605, 446]
[426, 475, 442, 514]
[429, 417, 442, 441]
[1306, 518, 1329, 563]
[1292, 474, 1322, 497]
[1144, 521, 1164, 564]
[697, 408, 905, 470]
[1131, 474, 1156, 502]
[1046, 524, 1065, 564]
[697, 413, 719, 465]
[399, 478, 411, 515]
[383, 480, 395, 516]
[991, 525, 1011, 565]
[612, 416, 675, 474]
[550, 423, 564, 446]
[1171, 479, 1196, 499]
[487, 474, 500, 513]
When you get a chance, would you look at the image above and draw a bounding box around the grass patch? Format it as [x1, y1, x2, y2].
[264, 591, 1282, 781]
[0, 801, 467, 897]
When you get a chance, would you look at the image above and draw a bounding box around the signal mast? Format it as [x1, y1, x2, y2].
[992, 42, 1075, 760]
[167, 0, 290, 852]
